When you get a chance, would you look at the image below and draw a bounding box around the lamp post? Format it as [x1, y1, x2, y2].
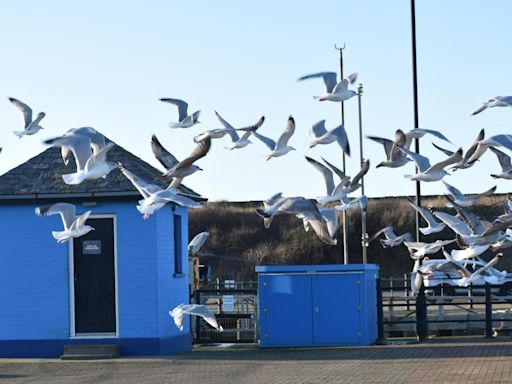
[410, 0, 421, 244]
[357, 83, 368, 263]
[335, 44, 349, 265]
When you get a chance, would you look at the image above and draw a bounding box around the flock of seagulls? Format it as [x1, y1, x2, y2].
[4, 72, 512, 330]
[366, 98, 512, 291]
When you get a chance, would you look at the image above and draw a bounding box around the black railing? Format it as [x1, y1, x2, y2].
[193, 287, 258, 344]
[377, 277, 512, 341]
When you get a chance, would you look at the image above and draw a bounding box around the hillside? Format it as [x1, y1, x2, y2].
[188, 195, 512, 281]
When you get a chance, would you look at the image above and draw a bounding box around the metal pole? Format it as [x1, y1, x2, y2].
[358, 83, 368, 264]
[335, 43, 349, 265]
[410, 0, 421, 244]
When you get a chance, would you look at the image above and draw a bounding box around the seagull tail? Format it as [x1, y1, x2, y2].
[312, 96, 321, 100]
[490, 174, 501, 179]
[13, 130, 24, 137]
[52, 231, 68, 242]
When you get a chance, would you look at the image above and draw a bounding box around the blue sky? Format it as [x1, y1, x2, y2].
[1, 1, 512, 201]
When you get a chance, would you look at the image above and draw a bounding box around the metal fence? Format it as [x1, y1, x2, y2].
[192, 285, 258, 343]
[378, 277, 512, 340]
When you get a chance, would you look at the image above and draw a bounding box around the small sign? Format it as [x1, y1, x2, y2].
[222, 295, 235, 312]
[83, 240, 101, 255]
[224, 279, 235, 288]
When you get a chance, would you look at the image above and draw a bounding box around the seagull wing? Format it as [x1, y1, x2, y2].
[189, 232, 209, 255]
[350, 159, 370, 187]
[331, 124, 350, 156]
[236, 115, 266, 133]
[43, 134, 93, 171]
[118, 163, 162, 198]
[442, 181, 465, 201]
[160, 98, 189, 122]
[274, 116, 295, 150]
[154, 189, 202, 208]
[298, 71, 337, 93]
[305, 156, 335, 195]
[9, 97, 33, 128]
[366, 136, 394, 159]
[85, 142, 114, 171]
[408, 200, 439, 227]
[397, 146, 431, 172]
[252, 132, 275, 150]
[71, 210, 92, 231]
[412, 128, 453, 144]
[432, 142, 455, 157]
[433, 211, 472, 236]
[489, 147, 512, 171]
[175, 138, 211, 169]
[332, 79, 349, 93]
[181, 304, 222, 330]
[151, 134, 179, 170]
[321, 157, 346, 181]
[35, 203, 76, 231]
[347, 72, 358, 85]
[428, 148, 463, 172]
[310, 120, 327, 138]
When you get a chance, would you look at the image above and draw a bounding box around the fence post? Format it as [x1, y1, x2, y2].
[485, 283, 493, 338]
[376, 278, 386, 344]
[416, 285, 428, 341]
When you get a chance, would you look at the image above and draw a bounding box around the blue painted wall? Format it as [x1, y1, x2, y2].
[0, 200, 191, 357]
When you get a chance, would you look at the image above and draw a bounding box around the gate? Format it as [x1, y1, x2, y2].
[193, 283, 258, 343]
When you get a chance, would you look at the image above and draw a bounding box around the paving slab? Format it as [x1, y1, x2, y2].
[1, 337, 512, 384]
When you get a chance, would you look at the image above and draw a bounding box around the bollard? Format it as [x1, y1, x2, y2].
[416, 285, 428, 341]
[376, 278, 386, 344]
[485, 283, 493, 339]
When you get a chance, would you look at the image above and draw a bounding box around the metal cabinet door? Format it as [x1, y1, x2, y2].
[312, 273, 361, 345]
[262, 274, 312, 346]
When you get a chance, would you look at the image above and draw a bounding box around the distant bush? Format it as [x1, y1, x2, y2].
[189, 195, 512, 281]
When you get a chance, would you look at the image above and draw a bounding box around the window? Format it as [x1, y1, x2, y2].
[173, 213, 183, 276]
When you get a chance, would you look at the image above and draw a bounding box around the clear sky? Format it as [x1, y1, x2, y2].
[1, 1, 512, 202]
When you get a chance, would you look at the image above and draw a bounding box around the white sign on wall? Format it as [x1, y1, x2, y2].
[222, 295, 234, 312]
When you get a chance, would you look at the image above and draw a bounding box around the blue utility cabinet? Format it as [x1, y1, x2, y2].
[256, 264, 379, 347]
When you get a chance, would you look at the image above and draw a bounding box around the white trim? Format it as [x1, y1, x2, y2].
[69, 214, 119, 338]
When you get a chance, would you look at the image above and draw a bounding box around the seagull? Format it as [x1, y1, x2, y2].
[9, 97, 45, 138]
[462, 255, 505, 286]
[58, 127, 107, 166]
[151, 135, 211, 187]
[256, 195, 335, 245]
[403, 239, 456, 259]
[335, 195, 368, 212]
[117, 163, 201, 218]
[367, 130, 411, 168]
[170, 304, 223, 331]
[450, 245, 490, 262]
[489, 147, 512, 179]
[402, 128, 453, 147]
[308, 120, 350, 156]
[398, 146, 463, 182]
[195, 112, 265, 147]
[35, 203, 94, 243]
[471, 96, 512, 116]
[466, 134, 512, 164]
[298, 71, 358, 102]
[252, 116, 296, 160]
[495, 196, 512, 223]
[432, 128, 485, 171]
[160, 98, 200, 128]
[369, 226, 413, 248]
[43, 134, 116, 185]
[443, 181, 496, 207]
[408, 199, 446, 235]
[189, 232, 209, 255]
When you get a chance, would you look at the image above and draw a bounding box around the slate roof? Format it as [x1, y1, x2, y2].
[0, 139, 200, 200]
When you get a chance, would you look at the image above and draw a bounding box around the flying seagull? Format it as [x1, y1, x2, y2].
[256, 195, 335, 245]
[43, 134, 116, 185]
[170, 304, 223, 331]
[194, 111, 264, 146]
[466, 134, 512, 164]
[35, 203, 94, 243]
[9, 97, 45, 138]
[369, 226, 413, 248]
[252, 116, 296, 160]
[298, 71, 358, 102]
[398, 146, 463, 182]
[443, 181, 496, 207]
[489, 147, 512, 180]
[151, 134, 211, 187]
[117, 163, 202, 218]
[432, 128, 485, 171]
[308, 120, 350, 156]
[160, 98, 200, 128]
[367, 130, 411, 168]
[471, 96, 512, 116]
[408, 199, 446, 235]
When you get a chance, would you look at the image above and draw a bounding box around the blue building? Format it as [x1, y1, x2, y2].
[0, 139, 200, 357]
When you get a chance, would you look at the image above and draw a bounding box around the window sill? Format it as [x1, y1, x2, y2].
[173, 273, 186, 278]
